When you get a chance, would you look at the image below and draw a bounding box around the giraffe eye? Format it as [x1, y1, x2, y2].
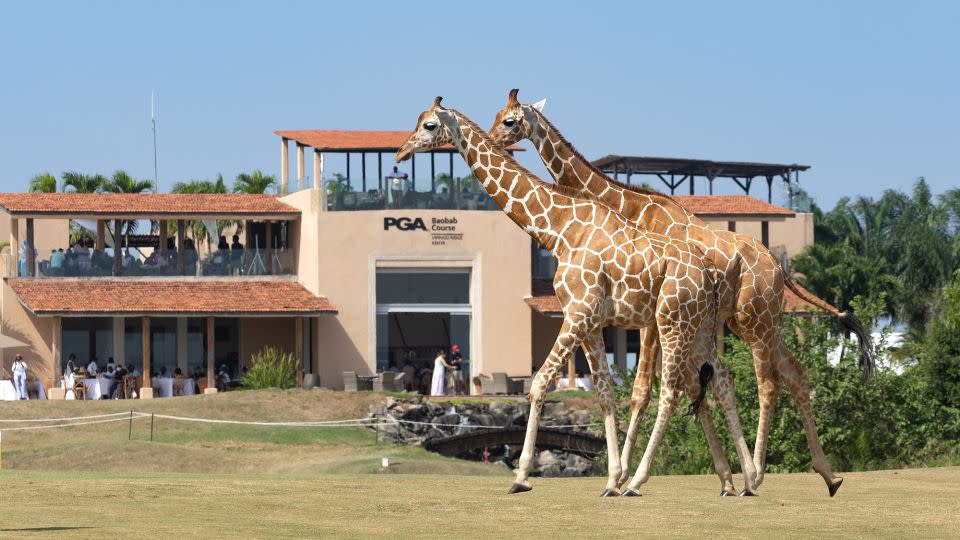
[423, 122, 437, 131]
[502, 118, 517, 128]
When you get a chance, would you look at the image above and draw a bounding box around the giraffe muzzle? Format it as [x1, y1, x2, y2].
[395, 143, 413, 163]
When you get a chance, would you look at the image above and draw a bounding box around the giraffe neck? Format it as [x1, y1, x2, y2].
[528, 108, 697, 227]
[443, 110, 573, 253]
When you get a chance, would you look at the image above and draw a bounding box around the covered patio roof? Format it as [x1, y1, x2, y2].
[7, 278, 337, 317]
[591, 155, 809, 202]
[275, 130, 524, 153]
[0, 193, 300, 220]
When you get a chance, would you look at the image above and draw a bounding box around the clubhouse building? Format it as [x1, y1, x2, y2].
[0, 130, 814, 395]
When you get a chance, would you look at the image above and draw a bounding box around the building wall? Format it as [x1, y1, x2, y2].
[1, 281, 54, 380]
[240, 317, 297, 366]
[700, 212, 814, 257]
[283, 191, 533, 390]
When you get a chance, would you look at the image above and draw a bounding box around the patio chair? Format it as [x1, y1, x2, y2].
[492, 372, 510, 395]
[73, 378, 87, 401]
[343, 371, 359, 392]
[475, 374, 494, 395]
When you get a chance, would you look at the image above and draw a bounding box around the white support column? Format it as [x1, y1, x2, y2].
[280, 137, 289, 195]
[313, 149, 322, 192]
[9, 218, 18, 277]
[614, 328, 627, 371]
[112, 317, 125, 367]
[176, 317, 188, 372]
[49, 316, 64, 399]
[296, 143, 305, 192]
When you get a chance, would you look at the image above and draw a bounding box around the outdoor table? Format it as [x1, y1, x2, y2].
[154, 377, 173, 397]
[0, 379, 16, 400]
[153, 377, 197, 397]
[81, 377, 112, 400]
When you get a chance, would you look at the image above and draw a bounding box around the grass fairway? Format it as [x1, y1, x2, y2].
[0, 468, 958, 538]
[1, 390, 958, 538]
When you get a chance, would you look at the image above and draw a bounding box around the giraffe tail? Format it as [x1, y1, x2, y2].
[687, 362, 714, 417]
[784, 278, 875, 379]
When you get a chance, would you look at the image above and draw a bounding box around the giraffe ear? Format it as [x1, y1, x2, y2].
[531, 98, 547, 112]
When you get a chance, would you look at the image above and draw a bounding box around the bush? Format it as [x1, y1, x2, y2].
[242, 347, 298, 390]
[609, 293, 960, 477]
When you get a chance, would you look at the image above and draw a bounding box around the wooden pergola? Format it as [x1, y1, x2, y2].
[591, 155, 809, 203]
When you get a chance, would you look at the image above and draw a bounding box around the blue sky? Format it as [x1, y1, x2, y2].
[0, 1, 957, 208]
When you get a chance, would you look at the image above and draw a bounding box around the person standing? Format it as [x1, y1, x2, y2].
[449, 345, 465, 395]
[430, 350, 453, 397]
[386, 166, 409, 209]
[12, 354, 28, 400]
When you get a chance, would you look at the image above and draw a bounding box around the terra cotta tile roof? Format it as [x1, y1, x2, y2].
[526, 278, 816, 316]
[7, 279, 336, 316]
[275, 130, 524, 152]
[673, 195, 794, 217]
[0, 193, 300, 218]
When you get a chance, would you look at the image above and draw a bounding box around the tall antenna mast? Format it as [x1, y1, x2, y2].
[151, 91, 159, 191]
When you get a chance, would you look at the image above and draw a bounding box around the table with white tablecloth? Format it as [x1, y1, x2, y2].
[0, 379, 15, 400]
[153, 377, 196, 397]
[0, 379, 47, 400]
[556, 377, 594, 391]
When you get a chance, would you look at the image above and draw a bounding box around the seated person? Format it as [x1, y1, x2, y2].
[157, 366, 168, 379]
[172, 367, 187, 395]
[86, 358, 99, 375]
[49, 248, 65, 269]
[111, 364, 128, 399]
[215, 364, 231, 392]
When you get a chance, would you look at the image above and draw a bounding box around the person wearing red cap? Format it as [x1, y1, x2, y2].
[450, 345, 464, 395]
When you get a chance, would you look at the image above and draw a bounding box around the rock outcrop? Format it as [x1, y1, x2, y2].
[366, 397, 599, 477]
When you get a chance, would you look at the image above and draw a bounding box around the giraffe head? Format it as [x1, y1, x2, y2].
[396, 96, 453, 162]
[488, 88, 546, 147]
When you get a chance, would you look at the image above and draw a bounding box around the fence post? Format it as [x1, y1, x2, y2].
[375, 418, 379, 445]
[150, 413, 155, 442]
[128, 411, 133, 440]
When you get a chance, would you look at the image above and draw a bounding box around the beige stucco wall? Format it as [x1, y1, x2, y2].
[283, 191, 533, 390]
[700, 212, 814, 257]
[0, 214, 67, 380]
[240, 317, 297, 367]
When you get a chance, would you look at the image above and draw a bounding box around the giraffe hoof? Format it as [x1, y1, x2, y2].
[739, 489, 757, 497]
[828, 477, 843, 498]
[620, 488, 641, 497]
[508, 483, 532, 494]
[720, 490, 736, 497]
[600, 488, 621, 497]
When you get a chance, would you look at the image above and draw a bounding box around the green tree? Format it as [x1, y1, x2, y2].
[28, 172, 57, 193]
[920, 270, 960, 410]
[101, 170, 155, 194]
[61, 171, 106, 193]
[170, 175, 235, 251]
[233, 170, 276, 194]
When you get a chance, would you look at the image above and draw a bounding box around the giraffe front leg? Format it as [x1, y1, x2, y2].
[776, 340, 843, 497]
[583, 331, 622, 496]
[509, 320, 580, 494]
[618, 325, 658, 487]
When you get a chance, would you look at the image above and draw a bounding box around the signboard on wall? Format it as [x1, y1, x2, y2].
[383, 216, 463, 246]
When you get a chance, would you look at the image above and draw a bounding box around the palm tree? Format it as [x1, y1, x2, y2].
[62, 171, 106, 193]
[170, 175, 236, 252]
[233, 170, 276, 194]
[28, 172, 57, 193]
[101, 170, 155, 194]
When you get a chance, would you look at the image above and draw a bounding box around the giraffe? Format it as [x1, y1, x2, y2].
[396, 97, 758, 496]
[487, 89, 874, 496]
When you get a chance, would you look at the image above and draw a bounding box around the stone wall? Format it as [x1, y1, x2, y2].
[366, 397, 600, 477]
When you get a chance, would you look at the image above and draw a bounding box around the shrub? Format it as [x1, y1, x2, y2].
[242, 346, 298, 389]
